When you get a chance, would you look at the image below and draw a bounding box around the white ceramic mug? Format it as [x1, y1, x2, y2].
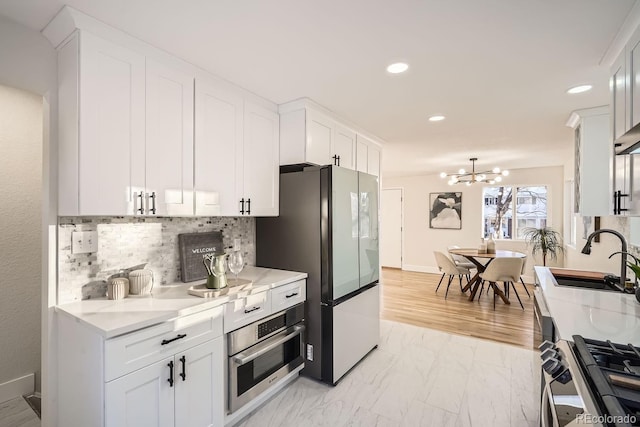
[129, 269, 154, 295]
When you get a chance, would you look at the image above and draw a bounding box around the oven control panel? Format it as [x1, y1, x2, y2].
[257, 315, 286, 340]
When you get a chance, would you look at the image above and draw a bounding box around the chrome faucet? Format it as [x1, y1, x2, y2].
[581, 229, 628, 288]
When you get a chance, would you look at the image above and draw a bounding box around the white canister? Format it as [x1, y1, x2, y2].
[108, 278, 129, 300]
[129, 269, 154, 295]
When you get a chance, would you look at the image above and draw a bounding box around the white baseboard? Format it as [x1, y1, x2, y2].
[0, 373, 34, 404]
[401, 264, 441, 274]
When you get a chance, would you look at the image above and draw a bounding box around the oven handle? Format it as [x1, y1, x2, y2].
[232, 325, 305, 366]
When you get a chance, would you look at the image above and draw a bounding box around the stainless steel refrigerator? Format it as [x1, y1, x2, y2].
[256, 165, 380, 385]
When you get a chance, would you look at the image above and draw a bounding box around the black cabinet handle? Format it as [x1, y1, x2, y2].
[179, 355, 186, 381]
[150, 192, 157, 214]
[616, 190, 629, 215]
[167, 360, 174, 387]
[332, 154, 338, 166]
[161, 333, 187, 346]
[246, 198, 251, 215]
[137, 192, 144, 214]
[240, 198, 245, 215]
[337, 155, 341, 166]
[244, 306, 260, 314]
[614, 191, 618, 215]
[285, 292, 299, 299]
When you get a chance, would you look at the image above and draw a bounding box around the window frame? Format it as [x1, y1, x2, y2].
[481, 184, 550, 241]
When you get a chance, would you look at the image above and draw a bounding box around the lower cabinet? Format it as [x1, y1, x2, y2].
[105, 337, 223, 427]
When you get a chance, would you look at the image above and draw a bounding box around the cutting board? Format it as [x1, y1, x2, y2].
[549, 268, 605, 280]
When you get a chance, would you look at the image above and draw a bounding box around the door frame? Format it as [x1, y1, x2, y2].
[381, 187, 404, 270]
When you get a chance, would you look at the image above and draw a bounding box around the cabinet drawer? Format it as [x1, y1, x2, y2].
[224, 291, 271, 333]
[271, 280, 306, 313]
[105, 306, 223, 382]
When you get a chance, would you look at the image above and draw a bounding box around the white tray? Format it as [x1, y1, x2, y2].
[188, 278, 253, 298]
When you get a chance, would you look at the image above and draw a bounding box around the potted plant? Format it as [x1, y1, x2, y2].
[522, 227, 564, 266]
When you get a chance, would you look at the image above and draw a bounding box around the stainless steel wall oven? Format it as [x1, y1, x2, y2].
[227, 303, 305, 413]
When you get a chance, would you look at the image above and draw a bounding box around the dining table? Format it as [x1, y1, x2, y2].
[448, 249, 526, 303]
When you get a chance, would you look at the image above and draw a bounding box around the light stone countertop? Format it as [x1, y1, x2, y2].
[55, 266, 307, 339]
[535, 266, 640, 344]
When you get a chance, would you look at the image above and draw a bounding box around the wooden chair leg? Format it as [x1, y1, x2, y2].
[458, 275, 463, 291]
[478, 282, 484, 302]
[445, 275, 454, 299]
[509, 282, 524, 309]
[436, 273, 445, 292]
[520, 277, 531, 297]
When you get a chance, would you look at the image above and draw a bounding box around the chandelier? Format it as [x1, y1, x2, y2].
[440, 157, 509, 186]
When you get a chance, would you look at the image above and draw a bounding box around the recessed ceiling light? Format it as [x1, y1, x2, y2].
[386, 62, 409, 74]
[429, 115, 446, 122]
[567, 84, 593, 94]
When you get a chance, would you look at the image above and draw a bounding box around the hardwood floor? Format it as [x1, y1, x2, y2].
[380, 267, 540, 350]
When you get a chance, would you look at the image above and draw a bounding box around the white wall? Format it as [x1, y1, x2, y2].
[382, 166, 565, 280]
[0, 13, 57, 422]
[0, 84, 42, 391]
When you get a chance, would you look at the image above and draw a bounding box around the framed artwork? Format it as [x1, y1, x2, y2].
[429, 192, 462, 229]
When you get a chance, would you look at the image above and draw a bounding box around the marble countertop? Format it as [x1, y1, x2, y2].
[56, 266, 307, 339]
[535, 266, 640, 344]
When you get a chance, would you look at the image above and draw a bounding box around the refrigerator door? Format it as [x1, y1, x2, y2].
[331, 284, 380, 383]
[330, 166, 361, 301]
[358, 172, 379, 287]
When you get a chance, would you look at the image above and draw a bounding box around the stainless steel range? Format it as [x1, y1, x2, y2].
[539, 336, 640, 426]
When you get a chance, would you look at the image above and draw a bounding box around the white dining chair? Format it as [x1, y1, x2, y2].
[479, 257, 525, 310]
[434, 251, 471, 299]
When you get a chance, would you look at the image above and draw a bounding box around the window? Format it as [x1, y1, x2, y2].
[482, 186, 548, 239]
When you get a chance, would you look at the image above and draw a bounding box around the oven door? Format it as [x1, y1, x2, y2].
[228, 324, 305, 413]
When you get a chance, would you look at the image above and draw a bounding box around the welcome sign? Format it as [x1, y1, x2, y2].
[178, 231, 224, 282]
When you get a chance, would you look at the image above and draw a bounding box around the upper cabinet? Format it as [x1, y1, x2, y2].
[50, 7, 279, 217]
[355, 134, 381, 177]
[194, 77, 279, 217]
[279, 99, 382, 175]
[566, 107, 611, 216]
[611, 52, 628, 141]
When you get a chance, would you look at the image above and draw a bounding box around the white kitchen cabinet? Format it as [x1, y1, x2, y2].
[106, 338, 224, 427]
[194, 77, 279, 217]
[145, 59, 195, 216]
[566, 107, 611, 216]
[57, 31, 195, 216]
[242, 102, 280, 216]
[58, 32, 146, 216]
[628, 29, 640, 129]
[280, 103, 359, 170]
[194, 78, 244, 216]
[355, 135, 382, 177]
[105, 356, 174, 427]
[612, 52, 628, 141]
[57, 306, 225, 427]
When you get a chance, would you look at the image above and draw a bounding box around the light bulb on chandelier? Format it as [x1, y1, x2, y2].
[439, 158, 509, 185]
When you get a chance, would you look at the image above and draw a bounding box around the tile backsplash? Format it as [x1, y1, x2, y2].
[58, 216, 255, 304]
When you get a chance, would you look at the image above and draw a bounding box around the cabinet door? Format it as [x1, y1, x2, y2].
[146, 59, 195, 216]
[243, 102, 279, 216]
[612, 53, 628, 141]
[105, 357, 174, 427]
[174, 338, 224, 427]
[195, 79, 243, 216]
[367, 145, 381, 177]
[629, 29, 640, 128]
[356, 140, 368, 172]
[306, 112, 333, 166]
[333, 125, 356, 169]
[79, 32, 146, 215]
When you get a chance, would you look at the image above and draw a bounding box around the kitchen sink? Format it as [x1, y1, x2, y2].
[552, 275, 622, 292]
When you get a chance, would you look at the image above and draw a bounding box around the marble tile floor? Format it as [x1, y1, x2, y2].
[238, 320, 540, 427]
[0, 397, 40, 427]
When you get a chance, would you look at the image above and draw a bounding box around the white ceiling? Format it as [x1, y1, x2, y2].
[0, 0, 635, 177]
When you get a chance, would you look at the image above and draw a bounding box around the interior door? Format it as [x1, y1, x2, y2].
[331, 166, 360, 300]
[145, 59, 194, 216]
[358, 172, 379, 286]
[381, 189, 402, 268]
